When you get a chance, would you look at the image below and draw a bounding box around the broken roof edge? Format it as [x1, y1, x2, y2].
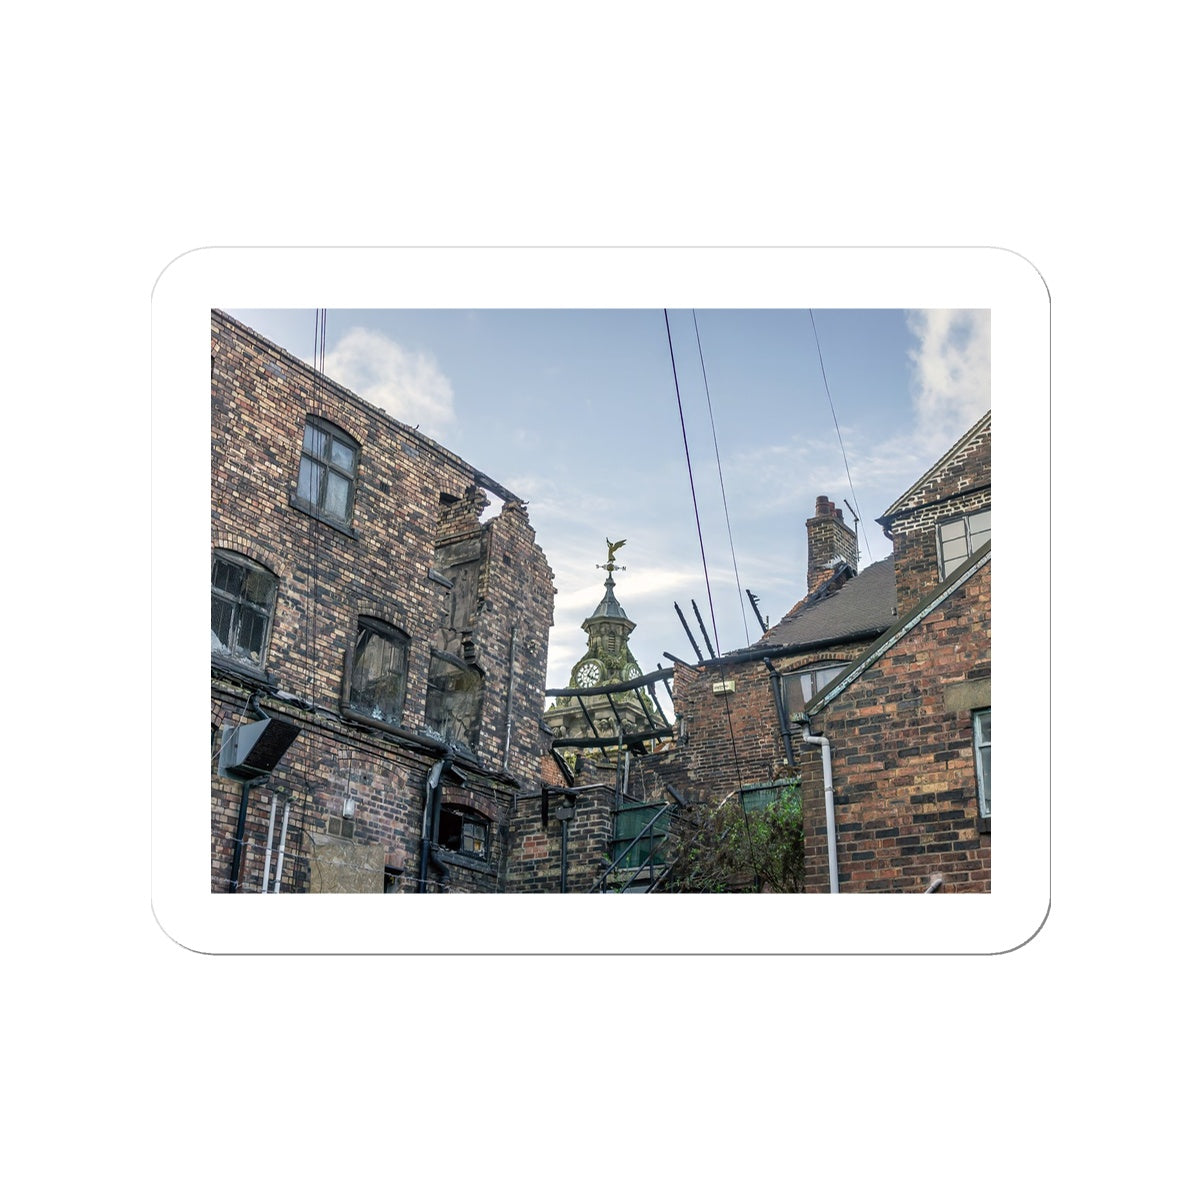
[213, 309, 525, 507]
[804, 543, 991, 720]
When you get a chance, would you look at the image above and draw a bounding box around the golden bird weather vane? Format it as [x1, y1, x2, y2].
[598, 537, 627, 577]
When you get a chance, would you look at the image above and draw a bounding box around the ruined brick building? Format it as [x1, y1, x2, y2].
[211, 311, 557, 893]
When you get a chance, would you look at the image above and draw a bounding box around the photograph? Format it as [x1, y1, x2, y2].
[210, 304, 992, 899]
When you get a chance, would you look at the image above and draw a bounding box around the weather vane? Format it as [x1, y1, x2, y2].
[597, 537, 627, 578]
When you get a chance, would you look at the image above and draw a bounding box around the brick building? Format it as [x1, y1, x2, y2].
[211, 308, 990, 896]
[632, 412, 992, 893]
[210, 311, 556, 894]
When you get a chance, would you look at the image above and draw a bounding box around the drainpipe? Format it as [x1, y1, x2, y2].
[272, 802, 291, 893]
[419, 753, 454, 893]
[261, 793, 279, 892]
[799, 719, 840, 894]
[764, 659, 796, 767]
[229, 779, 252, 893]
[502, 625, 518, 772]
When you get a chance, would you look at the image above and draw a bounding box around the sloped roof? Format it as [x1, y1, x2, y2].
[878, 410, 991, 527]
[587, 576, 632, 623]
[805, 542, 991, 717]
[755, 557, 897, 652]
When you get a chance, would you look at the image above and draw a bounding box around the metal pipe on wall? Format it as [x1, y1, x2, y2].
[800, 721, 840, 894]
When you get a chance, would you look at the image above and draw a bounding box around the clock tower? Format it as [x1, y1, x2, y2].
[545, 539, 657, 758]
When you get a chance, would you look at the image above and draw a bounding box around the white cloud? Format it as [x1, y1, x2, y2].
[321, 327, 457, 440]
[906, 309, 991, 449]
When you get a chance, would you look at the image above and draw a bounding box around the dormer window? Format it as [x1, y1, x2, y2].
[938, 509, 990, 579]
[295, 416, 359, 526]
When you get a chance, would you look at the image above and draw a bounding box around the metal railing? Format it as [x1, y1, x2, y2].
[590, 802, 676, 894]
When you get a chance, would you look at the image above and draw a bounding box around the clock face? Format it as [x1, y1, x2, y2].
[623, 662, 641, 681]
[576, 661, 602, 688]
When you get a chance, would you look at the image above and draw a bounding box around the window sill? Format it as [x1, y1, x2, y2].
[211, 654, 273, 686]
[435, 848, 496, 876]
[341, 706, 408, 737]
[288, 493, 359, 539]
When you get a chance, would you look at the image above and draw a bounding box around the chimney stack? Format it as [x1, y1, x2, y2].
[806, 495, 859, 594]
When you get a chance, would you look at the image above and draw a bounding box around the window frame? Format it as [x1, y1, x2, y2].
[782, 662, 850, 720]
[293, 416, 360, 528]
[937, 508, 991, 580]
[437, 805, 490, 860]
[972, 707, 991, 830]
[611, 801, 670, 870]
[343, 617, 411, 729]
[211, 550, 277, 674]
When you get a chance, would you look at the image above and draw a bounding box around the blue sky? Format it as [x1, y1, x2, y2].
[226, 307, 990, 695]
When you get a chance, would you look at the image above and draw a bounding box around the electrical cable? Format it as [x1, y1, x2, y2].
[664, 309, 760, 889]
[692, 310, 751, 647]
[808, 310, 873, 564]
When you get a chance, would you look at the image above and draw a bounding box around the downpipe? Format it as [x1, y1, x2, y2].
[800, 719, 839, 894]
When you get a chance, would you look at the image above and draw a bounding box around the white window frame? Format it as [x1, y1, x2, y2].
[973, 707, 991, 823]
[783, 662, 849, 720]
[937, 508, 991, 579]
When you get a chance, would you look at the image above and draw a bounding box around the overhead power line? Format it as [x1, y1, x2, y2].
[808, 310, 873, 565]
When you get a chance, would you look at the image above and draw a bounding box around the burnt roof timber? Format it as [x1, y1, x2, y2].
[545, 666, 674, 699]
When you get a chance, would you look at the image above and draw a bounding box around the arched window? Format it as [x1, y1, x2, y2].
[295, 416, 360, 526]
[211, 550, 277, 670]
[437, 805, 490, 859]
[345, 618, 410, 727]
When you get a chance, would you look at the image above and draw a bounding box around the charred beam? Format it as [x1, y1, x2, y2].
[691, 600, 716, 659]
[674, 603, 703, 661]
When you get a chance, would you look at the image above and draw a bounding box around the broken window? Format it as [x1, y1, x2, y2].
[938, 508, 990, 579]
[345, 618, 410, 727]
[425, 652, 484, 750]
[437, 806, 489, 858]
[782, 662, 849, 719]
[211, 551, 276, 669]
[295, 416, 359, 525]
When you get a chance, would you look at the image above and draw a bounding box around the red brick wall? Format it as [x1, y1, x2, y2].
[887, 416, 991, 614]
[801, 560, 991, 893]
[211, 311, 554, 893]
